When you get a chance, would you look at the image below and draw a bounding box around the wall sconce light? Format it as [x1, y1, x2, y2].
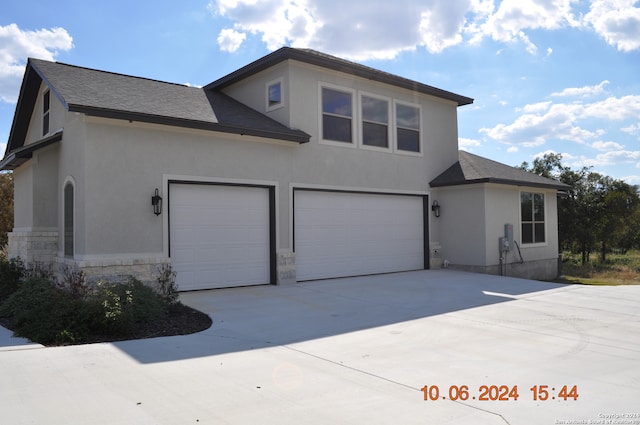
[431, 200, 441, 218]
[151, 188, 162, 216]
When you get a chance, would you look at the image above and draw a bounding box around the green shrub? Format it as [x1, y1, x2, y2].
[0, 257, 25, 301]
[155, 263, 179, 306]
[88, 277, 166, 336]
[0, 275, 170, 344]
[0, 278, 89, 344]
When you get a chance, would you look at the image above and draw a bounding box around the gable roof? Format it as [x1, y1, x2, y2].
[206, 47, 474, 107]
[430, 151, 571, 191]
[3, 58, 310, 156]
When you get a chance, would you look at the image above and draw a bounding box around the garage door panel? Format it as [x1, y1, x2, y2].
[170, 184, 271, 291]
[295, 191, 424, 281]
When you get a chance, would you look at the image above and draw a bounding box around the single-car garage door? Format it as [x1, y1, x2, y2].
[170, 183, 272, 291]
[294, 190, 426, 281]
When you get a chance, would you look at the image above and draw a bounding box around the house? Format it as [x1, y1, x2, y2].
[1, 47, 569, 289]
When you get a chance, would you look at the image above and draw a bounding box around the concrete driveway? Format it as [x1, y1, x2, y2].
[0, 270, 638, 424]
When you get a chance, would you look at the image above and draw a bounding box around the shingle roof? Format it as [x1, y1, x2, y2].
[207, 47, 474, 107]
[3, 58, 310, 157]
[31, 59, 219, 123]
[430, 151, 571, 191]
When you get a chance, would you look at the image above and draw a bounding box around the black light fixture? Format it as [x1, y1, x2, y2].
[431, 200, 441, 218]
[151, 188, 162, 216]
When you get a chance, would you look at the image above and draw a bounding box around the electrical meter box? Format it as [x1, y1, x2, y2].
[499, 223, 514, 252]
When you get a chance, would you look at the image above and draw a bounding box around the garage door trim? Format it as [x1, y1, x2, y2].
[168, 180, 277, 287]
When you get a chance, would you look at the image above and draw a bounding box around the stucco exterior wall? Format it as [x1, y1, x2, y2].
[433, 183, 561, 280]
[223, 59, 460, 183]
[24, 83, 67, 146]
[432, 185, 486, 266]
[31, 144, 59, 229]
[12, 163, 33, 230]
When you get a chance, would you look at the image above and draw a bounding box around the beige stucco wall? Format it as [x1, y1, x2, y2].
[12, 162, 33, 230]
[432, 185, 487, 266]
[23, 84, 67, 146]
[433, 183, 560, 279]
[223, 59, 460, 183]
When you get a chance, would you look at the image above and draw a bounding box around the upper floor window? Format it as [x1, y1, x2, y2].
[43, 90, 50, 136]
[321, 86, 353, 144]
[266, 78, 283, 111]
[361, 94, 389, 149]
[395, 102, 421, 153]
[521, 192, 545, 244]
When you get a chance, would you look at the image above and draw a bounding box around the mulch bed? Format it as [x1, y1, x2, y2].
[0, 303, 212, 345]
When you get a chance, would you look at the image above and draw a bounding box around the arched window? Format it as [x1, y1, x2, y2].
[64, 182, 74, 257]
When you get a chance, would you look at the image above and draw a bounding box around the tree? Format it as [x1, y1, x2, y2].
[520, 154, 640, 264]
[0, 171, 13, 248]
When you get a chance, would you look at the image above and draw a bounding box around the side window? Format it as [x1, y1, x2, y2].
[361, 94, 389, 149]
[43, 90, 50, 136]
[521, 192, 545, 244]
[266, 78, 283, 111]
[321, 86, 353, 144]
[64, 182, 74, 257]
[395, 102, 421, 153]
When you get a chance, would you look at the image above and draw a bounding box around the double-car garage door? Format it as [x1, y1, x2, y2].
[170, 183, 426, 290]
[294, 190, 426, 281]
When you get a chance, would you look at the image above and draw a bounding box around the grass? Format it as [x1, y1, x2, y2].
[556, 250, 640, 286]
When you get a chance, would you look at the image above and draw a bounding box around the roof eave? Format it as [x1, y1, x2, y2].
[4, 61, 43, 155]
[0, 130, 63, 171]
[206, 48, 474, 107]
[430, 177, 571, 191]
[70, 105, 311, 144]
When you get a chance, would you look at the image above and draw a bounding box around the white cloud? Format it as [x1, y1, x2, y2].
[507, 146, 519, 153]
[520, 101, 551, 113]
[551, 80, 610, 97]
[584, 0, 640, 52]
[592, 140, 623, 151]
[622, 175, 640, 184]
[459, 137, 481, 150]
[597, 150, 640, 164]
[622, 123, 640, 135]
[209, 0, 640, 58]
[583, 95, 640, 121]
[0, 23, 73, 103]
[482, 94, 640, 148]
[217, 28, 246, 52]
[478, 0, 580, 54]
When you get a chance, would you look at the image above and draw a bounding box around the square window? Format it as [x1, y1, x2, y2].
[266, 79, 284, 111]
[268, 81, 281, 108]
[395, 102, 420, 153]
[362, 95, 389, 148]
[321, 87, 353, 144]
[521, 192, 545, 244]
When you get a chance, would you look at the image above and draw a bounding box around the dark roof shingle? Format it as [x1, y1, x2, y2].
[3, 58, 310, 157]
[430, 151, 571, 191]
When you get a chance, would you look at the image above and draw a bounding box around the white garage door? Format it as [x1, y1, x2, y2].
[294, 190, 425, 281]
[170, 183, 271, 291]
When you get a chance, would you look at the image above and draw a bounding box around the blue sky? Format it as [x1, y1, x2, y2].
[2, 0, 639, 183]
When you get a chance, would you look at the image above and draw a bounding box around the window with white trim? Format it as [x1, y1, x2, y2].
[521, 192, 545, 244]
[321, 86, 353, 144]
[266, 78, 283, 111]
[395, 102, 421, 153]
[361, 94, 390, 149]
[43, 90, 50, 136]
